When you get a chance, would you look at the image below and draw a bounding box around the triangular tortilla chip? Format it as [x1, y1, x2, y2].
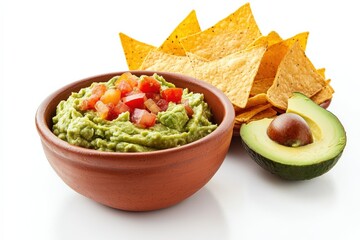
[158, 10, 201, 56]
[254, 32, 309, 80]
[140, 50, 195, 76]
[189, 43, 267, 108]
[250, 77, 274, 96]
[119, 33, 155, 70]
[267, 41, 326, 110]
[247, 31, 283, 49]
[235, 103, 272, 123]
[250, 32, 309, 95]
[249, 107, 277, 122]
[180, 3, 262, 60]
[317, 68, 326, 78]
[311, 80, 334, 104]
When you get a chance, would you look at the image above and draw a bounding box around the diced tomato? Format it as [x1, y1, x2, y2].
[115, 72, 139, 96]
[80, 84, 107, 110]
[80, 97, 97, 111]
[116, 80, 133, 96]
[92, 84, 107, 96]
[113, 101, 130, 115]
[100, 89, 121, 105]
[144, 98, 161, 114]
[156, 99, 169, 112]
[145, 92, 161, 102]
[138, 76, 161, 93]
[131, 108, 156, 128]
[105, 103, 117, 121]
[161, 88, 183, 103]
[122, 92, 146, 109]
[115, 72, 138, 87]
[95, 101, 109, 119]
[183, 100, 194, 117]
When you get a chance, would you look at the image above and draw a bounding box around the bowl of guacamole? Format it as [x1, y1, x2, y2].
[52, 72, 218, 152]
[36, 71, 234, 211]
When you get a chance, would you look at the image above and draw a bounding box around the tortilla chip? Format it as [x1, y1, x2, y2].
[189, 43, 267, 108]
[249, 107, 277, 122]
[140, 50, 195, 76]
[267, 41, 326, 110]
[119, 33, 156, 70]
[233, 93, 268, 114]
[250, 77, 274, 96]
[245, 93, 268, 108]
[311, 80, 334, 104]
[254, 32, 309, 80]
[158, 10, 201, 56]
[247, 31, 283, 49]
[317, 68, 326, 78]
[235, 103, 272, 123]
[180, 3, 262, 60]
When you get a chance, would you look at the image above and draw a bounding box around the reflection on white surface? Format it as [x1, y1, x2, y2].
[54, 188, 228, 240]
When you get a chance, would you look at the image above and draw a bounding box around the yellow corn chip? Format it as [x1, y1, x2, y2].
[255, 32, 309, 80]
[249, 107, 277, 122]
[140, 50, 195, 76]
[250, 77, 274, 96]
[317, 68, 326, 78]
[188, 43, 267, 108]
[235, 103, 272, 123]
[249, 32, 309, 96]
[311, 80, 334, 104]
[119, 33, 156, 70]
[234, 93, 268, 115]
[245, 93, 268, 108]
[247, 31, 283, 49]
[267, 41, 326, 110]
[180, 3, 262, 60]
[158, 10, 201, 56]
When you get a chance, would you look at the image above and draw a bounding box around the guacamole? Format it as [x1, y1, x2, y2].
[52, 73, 217, 152]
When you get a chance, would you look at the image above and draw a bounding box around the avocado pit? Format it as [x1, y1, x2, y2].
[267, 113, 313, 147]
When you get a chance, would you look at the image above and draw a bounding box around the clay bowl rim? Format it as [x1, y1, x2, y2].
[36, 70, 235, 170]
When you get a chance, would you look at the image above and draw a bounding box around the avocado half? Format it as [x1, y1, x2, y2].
[240, 92, 346, 180]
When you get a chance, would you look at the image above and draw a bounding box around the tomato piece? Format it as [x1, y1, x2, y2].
[131, 108, 156, 128]
[144, 98, 161, 114]
[80, 84, 107, 110]
[116, 80, 133, 96]
[122, 92, 146, 109]
[138, 76, 161, 93]
[161, 88, 183, 103]
[145, 92, 161, 102]
[80, 96, 98, 110]
[94, 101, 109, 119]
[113, 101, 130, 115]
[92, 84, 107, 97]
[105, 103, 116, 121]
[115, 72, 138, 87]
[100, 89, 121, 105]
[156, 99, 169, 112]
[183, 100, 194, 117]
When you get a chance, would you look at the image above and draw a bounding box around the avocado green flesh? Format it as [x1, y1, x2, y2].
[240, 92, 346, 180]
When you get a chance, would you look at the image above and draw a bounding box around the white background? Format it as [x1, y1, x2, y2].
[1, 0, 360, 239]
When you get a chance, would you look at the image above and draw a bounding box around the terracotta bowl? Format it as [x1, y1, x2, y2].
[35, 71, 234, 211]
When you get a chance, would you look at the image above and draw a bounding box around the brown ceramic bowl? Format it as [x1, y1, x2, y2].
[35, 71, 234, 211]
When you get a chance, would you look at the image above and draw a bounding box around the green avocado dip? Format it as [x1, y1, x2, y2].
[52, 73, 218, 152]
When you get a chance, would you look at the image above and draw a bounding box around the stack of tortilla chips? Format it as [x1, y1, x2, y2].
[119, 3, 333, 134]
